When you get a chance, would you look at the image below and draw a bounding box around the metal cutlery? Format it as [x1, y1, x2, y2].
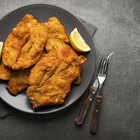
[75, 78, 99, 125]
[75, 54, 108, 125]
[75, 52, 113, 133]
[90, 52, 113, 134]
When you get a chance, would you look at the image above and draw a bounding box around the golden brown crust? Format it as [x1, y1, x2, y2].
[45, 17, 69, 42]
[2, 14, 38, 68]
[29, 52, 59, 87]
[45, 38, 77, 58]
[27, 38, 87, 109]
[6, 69, 30, 95]
[27, 56, 85, 109]
[2, 14, 48, 70]
[0, 62, 12, 80]
[12, 23, 48, 70]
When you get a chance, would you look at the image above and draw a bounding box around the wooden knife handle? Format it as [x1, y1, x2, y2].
[75, 87, 96, 125]
[90, 95, 102, 134]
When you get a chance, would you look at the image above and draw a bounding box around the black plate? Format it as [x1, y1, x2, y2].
[0, 4, 95, 114]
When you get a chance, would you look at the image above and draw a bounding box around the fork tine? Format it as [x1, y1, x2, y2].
[97, 58, 103, 73]
[107, 52, 114, 60]
[103, 52, 114, 74]
[101, 58, 107, 74]
[103, 58, 109, 74]
[102, 58, 106, 74]
[99, 58, 106, 74]
[100, 58, 105, 74]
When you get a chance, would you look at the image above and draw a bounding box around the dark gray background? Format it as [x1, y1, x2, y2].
[0, 0, 140, 140]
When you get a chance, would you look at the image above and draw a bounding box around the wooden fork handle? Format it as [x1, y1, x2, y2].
[90, 95, 102, 134]
[75, 87, 96, 125]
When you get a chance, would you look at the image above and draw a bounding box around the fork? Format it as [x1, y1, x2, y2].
[90, 52, 113, 134]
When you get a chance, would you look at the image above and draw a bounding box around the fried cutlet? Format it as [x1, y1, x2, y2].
[29, 52, 59, 87]
[6, 69, 30, 95]
[29, 38, 81, 88]
[0, 61, 12, 80]
[27, 38, 86, 109]
[2, 14, 48, 70]
[2, 14, 38, 68]
[45, 38, 76, 58]
[26, 56, 86, 109]
[46, 38, 83, 85]
[45, 17, 69, 42]
[12, 23, 48, 70]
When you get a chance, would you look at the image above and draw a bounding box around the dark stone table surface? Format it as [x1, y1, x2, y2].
[0, 0, 140, 140]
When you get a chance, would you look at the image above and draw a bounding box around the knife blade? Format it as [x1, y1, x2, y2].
[75, 78, 99, 125]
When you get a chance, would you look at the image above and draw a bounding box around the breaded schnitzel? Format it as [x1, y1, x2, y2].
[29, 52, 59, 87]
[12, 23, 48, 70]
[45, 38, 77, 58]
[0, 61, 12, 80]
[46, 38, 83, 85]
[26, 56, 86, 109]
[29, 38, 81, 88]
[45, 17, 69, 42]
[27, 38, 86, 109]
[7, 69, 30, 95]
[2, 14, 48, 70]
[0, 61, 29, 95]
[2, 14, 38, 68]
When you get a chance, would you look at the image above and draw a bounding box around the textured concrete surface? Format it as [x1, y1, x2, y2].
[0, 0, 140, 140]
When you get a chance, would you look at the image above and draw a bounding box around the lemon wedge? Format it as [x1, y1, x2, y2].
[70, 28, 91, 52]
[0, 42, 3, 58]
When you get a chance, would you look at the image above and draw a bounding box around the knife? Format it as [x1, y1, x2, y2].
[90, 53, 113, 134]
[75, 78, 99, 125]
